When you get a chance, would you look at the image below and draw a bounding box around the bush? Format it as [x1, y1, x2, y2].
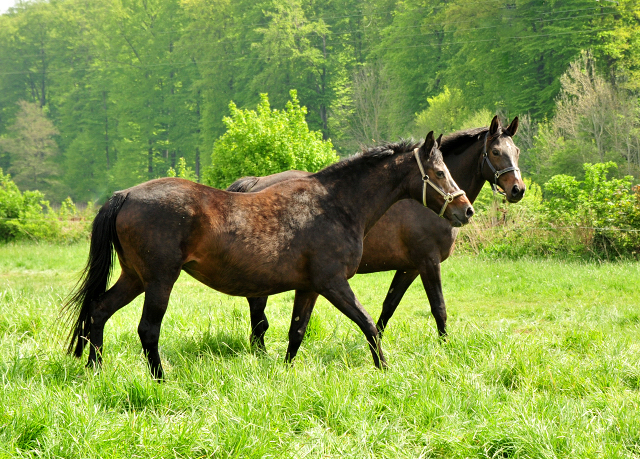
[203, 90, 338, 188]
[0, 168, 57, 241]
[457, 163, 640, 259]
[413, 87, 493, 137]
[0, 169, 93, 243]
[543, 162, 640, 255]
[167, 157, 197, 181]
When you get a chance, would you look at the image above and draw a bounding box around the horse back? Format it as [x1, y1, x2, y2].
[112, 176, 360, 297]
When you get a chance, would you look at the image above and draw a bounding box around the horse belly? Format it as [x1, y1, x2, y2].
[182, 255, 309, 298]
[358, 215, 414, 274]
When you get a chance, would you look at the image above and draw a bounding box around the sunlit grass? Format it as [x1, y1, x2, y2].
[1, 242, 639, 458]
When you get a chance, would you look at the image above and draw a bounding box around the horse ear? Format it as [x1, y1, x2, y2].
[505, 116, 519, 137]
[436, 133, 443, 148]
[421, 131, 435, 157]
[489, 115, 501, 136]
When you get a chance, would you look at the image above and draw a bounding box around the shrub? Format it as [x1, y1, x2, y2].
[167, 157, 197, 182]
[413, 87, 493, 137]
[0, 168, 57, 241]
[0, 169, 93, 243]
[457, 163, 640, 259]
[543, 162, 640, 255]
[203, 90, 338, 188]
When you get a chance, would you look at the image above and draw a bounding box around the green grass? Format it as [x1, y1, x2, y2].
[1, 242, 639, 458]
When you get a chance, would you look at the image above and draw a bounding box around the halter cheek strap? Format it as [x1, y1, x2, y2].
[413, 148, 466, 218]
[481, 132, 520, 196]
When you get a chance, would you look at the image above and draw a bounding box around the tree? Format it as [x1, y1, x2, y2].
[0, 100, 59, 193]
[555, 51, 616, 161]
[203, 90, 338, 188]
[330, 63, 400, 151]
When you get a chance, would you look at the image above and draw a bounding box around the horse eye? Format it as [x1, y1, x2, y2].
[436, 171, 445, 179]
[492, 149, 500, 156]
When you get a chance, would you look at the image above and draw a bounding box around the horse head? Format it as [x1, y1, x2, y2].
[481, 115, 526, 203]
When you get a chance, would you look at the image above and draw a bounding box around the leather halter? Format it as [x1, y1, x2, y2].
[481, 132, 520, 196]
[413, 148, 466, 218]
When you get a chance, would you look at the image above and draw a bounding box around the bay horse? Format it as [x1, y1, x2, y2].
[64, 132, 473, 378]
[229, 116, 524, 350]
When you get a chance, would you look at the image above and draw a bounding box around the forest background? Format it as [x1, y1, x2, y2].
[0, 0, 639, 230]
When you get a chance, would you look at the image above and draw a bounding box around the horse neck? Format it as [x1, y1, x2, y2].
[319, 153, 415, 235]
[444, 139, 486, 204]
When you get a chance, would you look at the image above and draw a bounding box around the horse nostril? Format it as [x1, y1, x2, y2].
[465, 206, 474, 219]
[512, 184, 524, 197]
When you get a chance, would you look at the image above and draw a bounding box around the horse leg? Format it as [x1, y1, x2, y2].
[319, 279, 386, 369]
[86, 270, 144, 367]
[284, 290, 319, 363]
[419, 260, 447, 338]
[376, 269, 419, 336]
[137, 276, 178, 380]
[247, 296, 269, 351]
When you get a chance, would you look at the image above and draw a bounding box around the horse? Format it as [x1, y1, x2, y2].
[228, 115, 524, 350]
[64, 131, 474, 378]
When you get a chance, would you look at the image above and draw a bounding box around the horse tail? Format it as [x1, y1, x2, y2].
[63, 192, 128, 357]
[226, 176, 259, 193]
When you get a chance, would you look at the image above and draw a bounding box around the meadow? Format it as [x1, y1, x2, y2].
[0, 242, 639, 458]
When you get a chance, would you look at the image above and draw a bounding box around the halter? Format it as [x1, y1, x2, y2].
[481, 132, 520, 196]
[413, 148, 466, 218]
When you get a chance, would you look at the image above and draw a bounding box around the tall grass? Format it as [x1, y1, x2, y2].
[0, 242, 639, 458]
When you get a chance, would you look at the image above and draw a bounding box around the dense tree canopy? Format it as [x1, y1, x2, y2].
[0, 0, 637, 202]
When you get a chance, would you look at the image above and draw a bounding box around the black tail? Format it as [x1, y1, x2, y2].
[63, 192, 128, 357]
[226, 176, 259, 193]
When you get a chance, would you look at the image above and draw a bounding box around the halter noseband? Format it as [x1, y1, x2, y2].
[413, 148, 466, 218]
[481, 132, 520, 196]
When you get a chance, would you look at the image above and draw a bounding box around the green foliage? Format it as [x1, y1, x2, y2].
[459, 163, 640, 259]
[0, 169, 92, 243]
[543, 162, 640, 254]
[203, 91, 338, 188]
[166, 157, 197, 181]
[0, 101, 59, 195]
[414, 88, 495, 138]
[413, 87, 468, 136]
[0, 0, 634, 202]
[0, 168, 57, 242]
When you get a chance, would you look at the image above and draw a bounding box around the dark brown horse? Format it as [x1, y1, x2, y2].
[229, 116, 524, 350]
[64, 132, 473, 378]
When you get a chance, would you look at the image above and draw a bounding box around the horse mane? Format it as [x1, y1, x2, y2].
[314, 138, 429, 177]
[439, 127, 489, 156]
[226, 176, 260, 192]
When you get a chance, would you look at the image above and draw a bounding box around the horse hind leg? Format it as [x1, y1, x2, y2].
[376, 270, 419, 336]
[247, 296, 270, 351]
[419, 261, 447, 338]
[284, 290, 319, 364]
[86, 270, 144, 368]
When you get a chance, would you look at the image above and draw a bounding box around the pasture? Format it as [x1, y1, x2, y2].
[1, 242, 639, 458]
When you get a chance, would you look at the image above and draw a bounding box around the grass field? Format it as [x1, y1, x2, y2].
[1, 242, 639, 458]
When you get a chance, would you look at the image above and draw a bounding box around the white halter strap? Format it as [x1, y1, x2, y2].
[413, 148, 466, 218]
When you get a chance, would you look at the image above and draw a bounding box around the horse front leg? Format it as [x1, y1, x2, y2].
[320, 279, 386, 369]
[376, 269, 419, 336]
[247, 296, 270, 351]
[418, 259, 447, 338]
[284, 290, 319, 363]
